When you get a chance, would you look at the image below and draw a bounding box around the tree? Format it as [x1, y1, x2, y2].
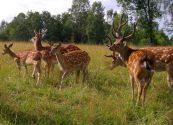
[0, 21, 8, 40]
[86, 2, 105, 44]
[41, 11, 63, 41]
[69, 0, 90, 42]
[61, 12, 73, 42]
[0, 21, 8, 32]
[117, 0, 162, 44]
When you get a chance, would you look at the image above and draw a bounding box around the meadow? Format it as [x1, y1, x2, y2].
[0, 42, 173, 125]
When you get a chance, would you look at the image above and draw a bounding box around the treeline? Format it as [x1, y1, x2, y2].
[0, 0, 172, 45]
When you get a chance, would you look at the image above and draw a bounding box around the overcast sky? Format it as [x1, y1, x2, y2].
[0, 0, 169, 36]
[0, 0, 121, 23]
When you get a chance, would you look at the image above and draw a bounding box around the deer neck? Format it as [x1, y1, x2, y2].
[34, 38, 44, 51]
[7, 51, 19, 60]
[119, 46, 135, 64]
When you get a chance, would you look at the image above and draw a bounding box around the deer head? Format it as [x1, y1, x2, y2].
[107, 14, 139, 53]
[2, 43, 13, 55]
[31, 29, 47, 51]
[105, 53, 124, 70]
[31, 29, 47, 42]
[47, 41, 54, 46]
[49, 43, 62, 55]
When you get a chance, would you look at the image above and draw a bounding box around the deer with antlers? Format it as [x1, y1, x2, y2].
[49, 43, 90, 89]
[107, 14, 173, 106]
[106, 19, 173, 89]
[2, 43, 42, 85]
[106, 15, 157, 106]
[30, 30, 81, 77]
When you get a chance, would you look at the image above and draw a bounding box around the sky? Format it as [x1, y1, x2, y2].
[0, 0, 121, 23]
[0, 0, 169, 36]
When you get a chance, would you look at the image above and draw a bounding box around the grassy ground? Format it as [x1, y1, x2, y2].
[0, 42, 173, 125]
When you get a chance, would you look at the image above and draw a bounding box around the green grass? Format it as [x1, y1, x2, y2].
[0, 42, 173, 125]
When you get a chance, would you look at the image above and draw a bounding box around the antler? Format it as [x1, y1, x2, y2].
[41, 29, 47, 34]
[112, 13, 128, 38]
[41, 29, 47, 38]
[105, 54, 114, 58]
[105, 52, 117, 59]
[123, 16, 140, 40]
[106, 35, 113, 45]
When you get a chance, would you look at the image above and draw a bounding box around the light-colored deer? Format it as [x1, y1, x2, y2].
[30, 30, 81, 77]
[2, 43, 42, 85]
[49, 43, 90, 89]
[107, 15, 155, 106]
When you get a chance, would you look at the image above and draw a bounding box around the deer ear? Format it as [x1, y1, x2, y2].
[9, 43, 13, 48]
[4, 44, 7, 48]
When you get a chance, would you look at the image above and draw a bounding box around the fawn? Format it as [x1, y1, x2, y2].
[30, 30, 81, 77]
[49, 43, 90, 89]
[2, 43, 42, 85]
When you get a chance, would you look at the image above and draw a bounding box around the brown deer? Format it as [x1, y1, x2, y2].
[107, 15, 156, 106]
[105, 53, 125, 70]
[106, 37, 173, 89]
[30, 30, 81, 77]
[2, 43, 42, 85]
[49, 43, 90, 89]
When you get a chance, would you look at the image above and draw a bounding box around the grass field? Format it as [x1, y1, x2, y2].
[0, 42, 173, 125]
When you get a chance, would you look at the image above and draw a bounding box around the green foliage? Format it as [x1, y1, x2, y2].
[86, 2, 105, 44]
[70, 0, 90, 43]
[0, 0, 170, 45]
[117, 0, 163, 44]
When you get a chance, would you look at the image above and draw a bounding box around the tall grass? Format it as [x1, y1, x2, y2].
[0, 42, 173, 125]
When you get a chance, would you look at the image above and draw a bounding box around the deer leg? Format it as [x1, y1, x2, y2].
[136, 81, 144, 106]
[82, 69, 88, 83]
[51, 64, 55, 74]
[24, 65, 28, 77]
[142, 80, 150, 107]
[44, 64, 47, 77]
[167, 73, 173, 89]
[47, 63, 51, 78]
[32, 64, 36, 79]
[36, 62, 41, 86]
[60, 71, 68, 89]
[75, 70, 80, 84]
[18, 65, 21, 77]
[59, 70, 63, 80]
[166, 65, 173, 89]
[130, 75, 135, 101]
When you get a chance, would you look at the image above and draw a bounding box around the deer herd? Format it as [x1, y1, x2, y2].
[2, 14, 173, 106]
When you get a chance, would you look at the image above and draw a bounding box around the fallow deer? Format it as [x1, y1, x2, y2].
[107, 15, 156, 106]
[49, 43, 90, 89]
[2, 43, 42, 85]
[105, 53, 125, 70]
[30, 30, 81, 77]
[106, 26, 173, 89]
